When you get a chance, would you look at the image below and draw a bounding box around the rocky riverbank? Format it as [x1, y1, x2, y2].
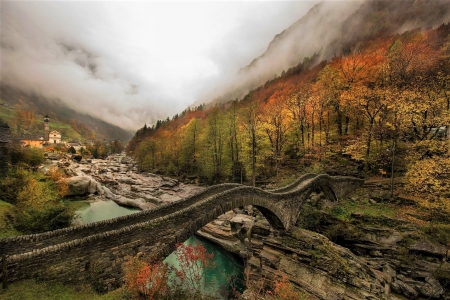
[44, 153, 204, 210]
[199, 190, 450, 300]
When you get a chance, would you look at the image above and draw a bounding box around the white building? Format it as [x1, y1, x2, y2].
[48, 130, 62, 144]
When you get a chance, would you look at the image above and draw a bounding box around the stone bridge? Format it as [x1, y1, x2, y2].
[0, 173, 363, 291]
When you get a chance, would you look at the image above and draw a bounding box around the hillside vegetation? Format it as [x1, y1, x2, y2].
[0, 83, 133, 142]
[128, 24, 450, 212]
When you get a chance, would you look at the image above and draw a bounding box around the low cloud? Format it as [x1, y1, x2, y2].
[4, 1, 443, 131]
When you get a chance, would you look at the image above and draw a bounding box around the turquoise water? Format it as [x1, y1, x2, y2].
[74, 201, 245, 298]
[164, 236, 245, 299]
[72, 200, 139, 225]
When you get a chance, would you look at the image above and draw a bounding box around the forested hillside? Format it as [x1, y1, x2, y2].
[0, 83, 133, 142]
[128, 24, 450, 211]
[208, 0, 450, 106]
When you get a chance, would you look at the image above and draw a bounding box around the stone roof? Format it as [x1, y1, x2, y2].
[11, 134, 44, 141]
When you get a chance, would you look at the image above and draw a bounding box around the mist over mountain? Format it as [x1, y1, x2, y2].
[0, 83, 133, 142]
[199, 0, 450, 106]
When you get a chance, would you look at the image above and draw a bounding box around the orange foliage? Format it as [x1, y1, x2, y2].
[47, 166, 68, 197]
[125, 256, 169, 299]
[130, 24, 450, 188]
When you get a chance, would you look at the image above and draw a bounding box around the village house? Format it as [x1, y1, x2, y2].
[13, 135, 45, 148]
[48, 130, 62, 144]
[13, 114, 62, 148]
[66, 140, 82, 151]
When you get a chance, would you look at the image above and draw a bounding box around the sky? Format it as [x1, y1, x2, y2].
[1, 1, 324, 131]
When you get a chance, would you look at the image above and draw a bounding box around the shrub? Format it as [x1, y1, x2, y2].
[13, 205, 72, 233]
[0, 169, 73, 233]
[125, 256, 169, 299]
[8, 145, 45, 167]
[124, 243, 216, 299]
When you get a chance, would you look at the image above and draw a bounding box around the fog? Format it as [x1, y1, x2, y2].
[1, 1, 323, 130]
[3, 1, 443, 131]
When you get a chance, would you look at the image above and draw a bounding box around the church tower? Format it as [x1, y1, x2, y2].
[44, 115, 49, 141]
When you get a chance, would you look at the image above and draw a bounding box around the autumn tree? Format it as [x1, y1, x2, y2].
[199, 106, 227, 183]
[180, 118, 201, 175]
[240, 100, 264, 186]
[263, 91, 290, 174]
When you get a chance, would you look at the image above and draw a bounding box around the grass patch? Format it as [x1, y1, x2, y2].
[420, 223, 450, 247]
[0, 280, 128, 300]
[48, 122, 71, 129]
[328, 196, 397, 222]
[0, 200, 21, 238]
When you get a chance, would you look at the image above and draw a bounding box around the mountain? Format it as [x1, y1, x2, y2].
[126, 2, 450, 185]
[208, 0, 450, 105]
[0, 83, 133, 142]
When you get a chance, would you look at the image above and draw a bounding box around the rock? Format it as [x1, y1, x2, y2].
[409, 240, 447, 258]
[369, 199, 377, 205]
[419, 277, 444, 298]
[141, 194, 163, 205]
[351, 211, 364, 218]
[71, 154, 82, 162]
[47, 153, 61, 160]
[101, 186, 115, 199]
[66, 176, 104, 196]
[230, 214, 255, 242]
[58, 161, 71, 167]
[159, 193, 181, 202]
[63, 167, 77, 177]
[391, 279, 418, 298]
[113, 196, 151, 210]
[116, 176, 137, 185]
[370, 190, 391, 202]
[370, 250, 383, 257]
[382, 263, 396, 280]
[160, 177, 179, 188]
[247, 226, 386, 300]
[252, 219, 271, 236]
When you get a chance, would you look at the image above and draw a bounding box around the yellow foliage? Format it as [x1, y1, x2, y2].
[405, 155, 450, 212]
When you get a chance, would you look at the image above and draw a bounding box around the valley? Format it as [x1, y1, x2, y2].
[1, 0, 450, 299]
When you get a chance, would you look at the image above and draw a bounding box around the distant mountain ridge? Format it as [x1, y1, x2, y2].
[220, 0, 450, 105]
[244, 0, 450, 72]
[0, 83, 133, 142]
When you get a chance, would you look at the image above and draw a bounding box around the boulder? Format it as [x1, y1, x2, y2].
[230, 214, 255, 242]
[113, 196, 150, 210]
[71, 154, 82, 162]
[419, 277, 444, 298]
[391, 279, 418, 299]
[409, 240, 447, 258]
[66, 176, 103, 196]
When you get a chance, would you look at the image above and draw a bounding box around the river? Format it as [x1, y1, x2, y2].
[74, 200, 245, 299]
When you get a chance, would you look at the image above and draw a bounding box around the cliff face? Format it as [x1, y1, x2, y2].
[245, 221, 387, 299]
[244, 219, 449, 300]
